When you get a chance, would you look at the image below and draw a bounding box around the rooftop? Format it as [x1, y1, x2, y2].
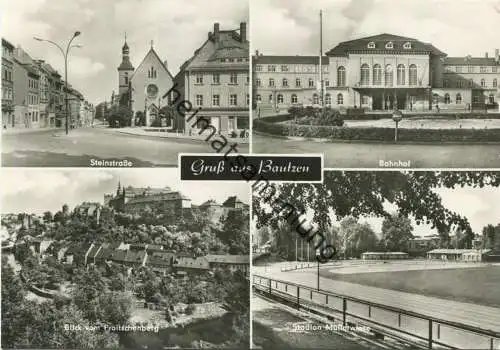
[253, 55, 329, 65]
[325, 33, 447, 57]
[205, 254, 249, 264]
[443, 57, 499, 66]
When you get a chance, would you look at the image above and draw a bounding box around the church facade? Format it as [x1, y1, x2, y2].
[116, 39, 175, 127]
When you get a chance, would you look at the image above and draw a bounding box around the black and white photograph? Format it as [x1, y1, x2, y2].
[252, 0, 500, 168]
[1, 0, 249, 167]
[252, 171, 500, 349]
[1, 168, 250, 349]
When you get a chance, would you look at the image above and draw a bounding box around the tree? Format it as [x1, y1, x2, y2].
[218, 210, 249, 254]
[13, 243, 33, 265]
[134, 111, 145, 126]
[107, 105, 132, 128]
[43, 211, 53, 223]
[380, 214, 413, 252]
[339, 217, 378, 258]
[221, 270, 249, 347]
[253, 172, 500, 244]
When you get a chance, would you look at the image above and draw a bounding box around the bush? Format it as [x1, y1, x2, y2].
[185, 304, 196, 315]
[254, 118, 500, 142]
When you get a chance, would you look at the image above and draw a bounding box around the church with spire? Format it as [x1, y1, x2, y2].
[115, 34, 175, 127]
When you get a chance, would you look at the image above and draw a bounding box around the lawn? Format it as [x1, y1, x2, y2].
[320, 266, 500, 308]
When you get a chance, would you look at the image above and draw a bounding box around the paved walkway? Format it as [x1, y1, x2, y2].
[2, 127, 65, 135]
[254, 266, 500, 349]
[116, 127, 249, 144]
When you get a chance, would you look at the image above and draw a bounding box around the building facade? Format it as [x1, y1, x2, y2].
[105, 183, 191, 216]
[2, 40, 91, 130]
[253, 33, 500, 113]
[116, 39, 175, 127]
[174, 22, 249, 135]
[2, 39, 15, 128]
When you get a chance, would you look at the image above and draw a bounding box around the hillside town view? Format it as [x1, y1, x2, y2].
[252, 171, 500, 349]
[2, 0, 249, 166]
[1, 170, 250, 349]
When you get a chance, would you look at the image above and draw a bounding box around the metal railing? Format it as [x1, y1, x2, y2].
[253, 274, 500, 349]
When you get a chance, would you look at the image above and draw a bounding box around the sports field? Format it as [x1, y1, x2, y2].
[320, 265, 500, 308]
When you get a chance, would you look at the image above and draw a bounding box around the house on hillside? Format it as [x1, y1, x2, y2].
[205, 254, 249, 275]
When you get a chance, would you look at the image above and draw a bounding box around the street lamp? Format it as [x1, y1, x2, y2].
[316, 249, 320, 291]
[392, 109, 403, 142]
[34, 31, 81, 135]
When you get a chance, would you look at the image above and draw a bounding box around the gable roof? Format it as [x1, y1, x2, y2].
[199, 199, 221, 208]
[174, 256, 210, 270]
[443, 57, 499, 66]
[205, 254, 249, 264]
[179, 28, 249, 73]
[131, 47, 174, 81]
[222, 196, 246, 208]
[326, 33, 447, 57]
[253, 55, 329, 65]
[148, 251, 175, 267]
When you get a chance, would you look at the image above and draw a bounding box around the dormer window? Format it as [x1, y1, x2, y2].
[385, 42, 394, 49]
[367, 42, 375, 49]
[403, 42, 412, 49]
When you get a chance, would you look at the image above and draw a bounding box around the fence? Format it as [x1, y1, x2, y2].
[253, 274, 500, 349]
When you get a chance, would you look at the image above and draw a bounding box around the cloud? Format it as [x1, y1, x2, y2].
[1, 169, 248, 214]
[252, 0, 500, 58]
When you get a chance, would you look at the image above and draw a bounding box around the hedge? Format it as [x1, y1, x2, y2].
[254, 117, 500, 142]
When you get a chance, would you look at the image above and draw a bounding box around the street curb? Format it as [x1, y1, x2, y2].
[253, 131, 500, 145]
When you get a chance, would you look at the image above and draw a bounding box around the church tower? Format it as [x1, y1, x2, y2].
[118, 34, 134, 96]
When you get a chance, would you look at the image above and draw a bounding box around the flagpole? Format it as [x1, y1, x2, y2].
[319, 10, 324, 108]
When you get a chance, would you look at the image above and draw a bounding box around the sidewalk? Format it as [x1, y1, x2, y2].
[115, 127, 249, 144]
[1, 127, 64, 135]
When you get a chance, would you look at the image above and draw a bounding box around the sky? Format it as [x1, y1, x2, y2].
[251, 0, 500, 58]
[342, 186, 500, 237]
[1, 0, 248, 105]
[1, 168, 249, 215]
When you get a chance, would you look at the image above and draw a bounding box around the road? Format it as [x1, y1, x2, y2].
[253, 133, 500, 168]
[254, 265, 500, 349]
[2, 127, 248, 167]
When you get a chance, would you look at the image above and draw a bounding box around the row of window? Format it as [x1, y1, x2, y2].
[195, 93, 250, 106]
[2, 68, 12, 82]
[28, 79, 39, 89]
[444, 78, 498, 88]
[2, 87, 13, 100]
[255, 77, 332, 88]
[360, 63, 419, 86]
[367, 41, 412, 50]
[147, 67, 157, 79]
[195, 73, 249, 85]
[450, 66, 498, 73]
[193, 116, 248, 130]
[256, 92, 344, 105]
[256, 64, 420, 87]
[432, 92, 496, 104]
[220, 57, 249, 63]
[27, 94, 39, 105]
[255, 64, 328, 73]
[28, 111, 39, 122]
